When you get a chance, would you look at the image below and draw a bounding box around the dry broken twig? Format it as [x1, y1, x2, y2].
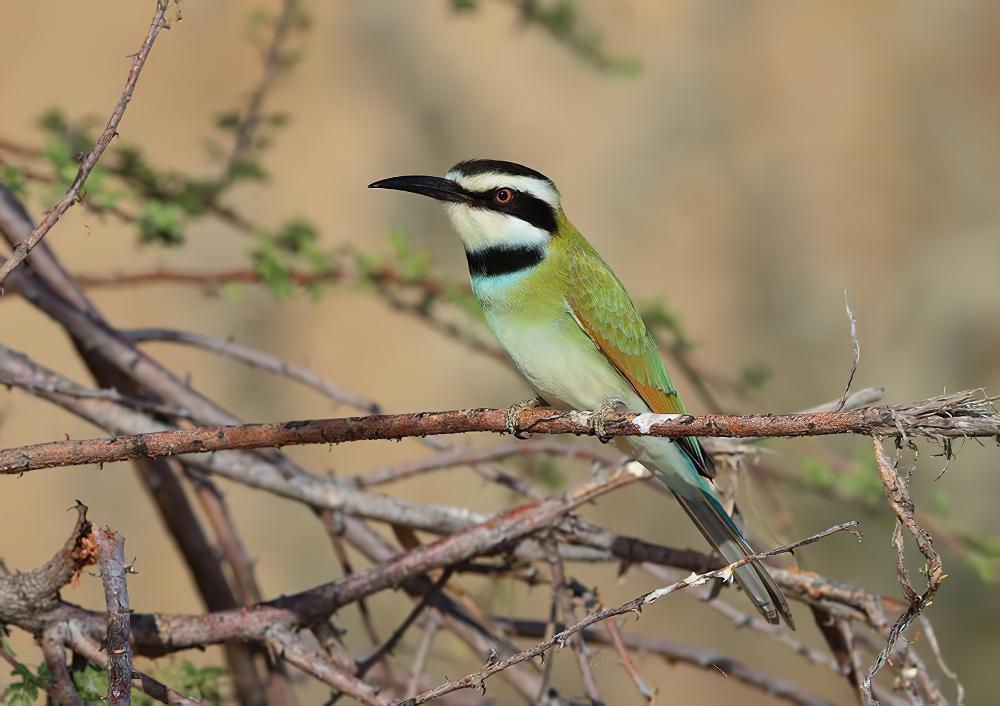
[92, 527, 134, 706]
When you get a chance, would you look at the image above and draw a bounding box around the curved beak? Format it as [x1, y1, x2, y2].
[368, 175, 471, 204]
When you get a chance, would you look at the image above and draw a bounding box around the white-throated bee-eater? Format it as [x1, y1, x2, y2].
[370, 159, 793, 626]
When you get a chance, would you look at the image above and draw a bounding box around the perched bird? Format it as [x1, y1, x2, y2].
[370, 159, 793, 626]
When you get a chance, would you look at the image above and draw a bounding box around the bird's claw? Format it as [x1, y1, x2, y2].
[591, 398, 629, 443]
[505, 397, 546, 439]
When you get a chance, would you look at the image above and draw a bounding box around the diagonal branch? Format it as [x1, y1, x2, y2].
[0, 0, 171, 287]
[403, 522, 859, 705]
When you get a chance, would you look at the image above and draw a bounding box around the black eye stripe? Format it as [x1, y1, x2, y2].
[467, 189, 556, 233]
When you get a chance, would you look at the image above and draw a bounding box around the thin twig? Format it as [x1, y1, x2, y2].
[356, 569, 453, 679]
[865, 438, 948, 705]
[403, 522, 859, 704]
[0, 0, 171, 288]
[836, 290, 861, 412]
[500, 618, 834, 706]
[223, 0, 299, 180]
[544, 536, 603, 704]
[603, 620, 655, 703]
[123, 327, 378, 411]
[406, 615, 441, 699]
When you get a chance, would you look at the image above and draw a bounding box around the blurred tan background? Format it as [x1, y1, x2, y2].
[1, 1, 998, 703]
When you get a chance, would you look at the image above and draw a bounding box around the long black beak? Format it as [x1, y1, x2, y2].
[368, 175, 471, 204]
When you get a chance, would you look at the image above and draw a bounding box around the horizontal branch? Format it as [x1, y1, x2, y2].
[0, 391, 993, 474]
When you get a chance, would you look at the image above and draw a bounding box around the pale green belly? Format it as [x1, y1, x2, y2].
[484, 307, 704, 490]
[484, 309, 647, 413]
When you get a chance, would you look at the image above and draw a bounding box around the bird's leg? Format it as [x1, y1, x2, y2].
[591, 398, 630, 444]
[505, 396, 547, 439]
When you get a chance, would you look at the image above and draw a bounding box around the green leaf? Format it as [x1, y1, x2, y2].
[37, 108, 68, 136]
[0, 165, 27, 199]
[965, 551, 993, 582]
[220, 282, 245, 303]
[73, 665, 107, 704]
[228, 158, 266, 182]
[252, 232, 295, 299]
[215, 110, 242, 131]
[177, 662, 226, 702]
[137, 200, 185, 246]
[529, 458, 565, 491]
[802, 457, 835, 489]
[388, 229, 431, 283]
[740, 362, 773, 390]
[639, 299, 690, 349]
[42, 139, 73, 171]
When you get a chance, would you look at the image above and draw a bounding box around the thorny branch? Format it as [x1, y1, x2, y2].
[0, 5, 982, 699]
[0, 390, 995, 474]
[403, 522, 860, 705]
[0, 0, 171, 288]
[93, 527, 134, 706]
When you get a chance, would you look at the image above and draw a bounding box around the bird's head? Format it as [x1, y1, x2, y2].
[369, 159, 561, 256]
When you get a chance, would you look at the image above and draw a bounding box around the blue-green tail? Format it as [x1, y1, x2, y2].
[672, 486, 794, 627]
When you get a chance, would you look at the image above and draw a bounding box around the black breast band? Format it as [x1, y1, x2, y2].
[466, 244, 545, 278]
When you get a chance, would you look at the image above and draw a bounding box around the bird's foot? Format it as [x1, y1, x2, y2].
[505, 397, 547, 439]
[591, 398, 630, 443]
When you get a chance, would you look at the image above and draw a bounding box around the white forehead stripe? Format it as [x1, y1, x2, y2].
[446, 170, 561, 209]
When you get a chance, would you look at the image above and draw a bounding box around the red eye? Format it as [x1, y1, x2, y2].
[494, 188, 514, 205]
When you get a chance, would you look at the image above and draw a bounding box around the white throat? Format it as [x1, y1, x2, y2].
[445, 203, 550, 253]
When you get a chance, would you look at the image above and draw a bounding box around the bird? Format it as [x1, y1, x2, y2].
[369, 159, 793, 626]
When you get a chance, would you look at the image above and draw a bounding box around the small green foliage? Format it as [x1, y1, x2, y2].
[214, 110, 242, 131]
[250, 220, 328, 299]
[6, 662, 51, 706]
[220, 282, 245, 303]
[443, 281, 485, 322]
[138, 200, 185, 246]
[252, 232, 296, 299]
[454, 0, 639, 74]
[175, 662, 226, 702]
[0, 625, 13, 658]
[740, 362, 773, 390]
[36, 108, 69, 136]
[528, 458, 565, 490]
[42, 139, 75, 181]
[37, 109, 92, 155]
[964, 551, 993, 582]
[932, 487, 952, 516]
[0, 165, 27, 199]
[228, 158, 266, 183]
[836, 455, 886, 504]
[266, 112, 291, 128]
[72, 665, 106, 705]
[388, 229, 432, 283]
[115, 146, 161, 194]
[802, 455, 884, 505]
[81, 166, 123, 210]
[640, 299, 690, 350]
[802, 457, 835, 490]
